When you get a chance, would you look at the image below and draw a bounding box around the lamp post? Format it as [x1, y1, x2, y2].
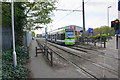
[11, 0, 17, 67]
[107, 6, 112, 41]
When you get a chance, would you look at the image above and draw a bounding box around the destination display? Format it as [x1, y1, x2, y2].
[65, 28, 73, 31]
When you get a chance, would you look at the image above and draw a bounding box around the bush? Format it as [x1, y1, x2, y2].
[2, 63, 29, 79]
[89, 34, 107, 41]
[2, 46, 30, 79]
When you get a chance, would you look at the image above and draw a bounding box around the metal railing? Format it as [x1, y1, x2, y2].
[36, 39, 53, 66]
[78, 37, 107, 48]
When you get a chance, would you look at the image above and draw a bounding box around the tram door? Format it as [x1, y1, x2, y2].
[55, 34, 57, 42]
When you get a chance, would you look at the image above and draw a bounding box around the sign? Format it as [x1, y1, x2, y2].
[115, 30, 119, 34]
[88, 28, 93, 33]
[70, 26, 76, 30]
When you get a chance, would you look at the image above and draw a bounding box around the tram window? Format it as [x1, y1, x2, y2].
[52, 35, 53, 39]
[52, 35, 54, 39]
[57, 34, 59, 39]
[48, 35, 49, 38]
[55, 34, 57, 41]
[51, 35, 52, 39]
[61, 33, 65, 40]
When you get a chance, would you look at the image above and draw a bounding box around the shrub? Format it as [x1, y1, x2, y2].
[89, 34, 107, 41]
[2, 46, 30, 79]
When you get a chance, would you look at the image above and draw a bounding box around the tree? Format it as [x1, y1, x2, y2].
[31, 31, 35, 37]
[2, 1, 57, 46]
[23, 0, 57, 31]
[2, 2, 26, 46]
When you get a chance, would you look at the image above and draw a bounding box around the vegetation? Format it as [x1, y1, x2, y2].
[23, 0, 56, 31]
[92, 34, 107, 41]
[86, 26, 115, 37]
[2, 1, 56, 46]
[84, 26, 114, 41]
[2, 1, 57, 79]
[2, 46, 29, 79]
[2, 2, 26, 46]
[31, 31, 35, 37]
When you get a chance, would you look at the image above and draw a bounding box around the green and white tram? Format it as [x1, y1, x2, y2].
[48, 28, 75, 45]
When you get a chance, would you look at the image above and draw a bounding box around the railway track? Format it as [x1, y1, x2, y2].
[68, 45, 120, 61]
[36, 39, 99, 79]
[47, 41, 118, 77]
[37, 39, 118, 78]
[73, 44, 120, 60]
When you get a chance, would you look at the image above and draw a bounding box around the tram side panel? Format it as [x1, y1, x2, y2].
[48, 28, 75, 45]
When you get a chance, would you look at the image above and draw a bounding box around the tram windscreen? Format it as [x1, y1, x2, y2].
[65, 29, 74, 39]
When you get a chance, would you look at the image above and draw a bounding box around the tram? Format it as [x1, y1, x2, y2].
[48, 28, 75, 45]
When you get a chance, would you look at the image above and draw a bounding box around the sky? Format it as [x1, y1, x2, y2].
[35, 0, 118, 35]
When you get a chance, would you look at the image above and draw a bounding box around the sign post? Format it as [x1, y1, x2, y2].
[115, 30, 119, 49]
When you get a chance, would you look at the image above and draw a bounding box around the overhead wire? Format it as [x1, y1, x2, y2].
[52, 0, 91, 26]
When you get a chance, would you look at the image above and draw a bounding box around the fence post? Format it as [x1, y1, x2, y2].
[35, 47, 37, 57]
[104, 40, 106, 48]
[94, 41, 96, 46]
[43, 46, 45, 55]
[50, 52, 53, 66]
[86, 38, 87, 44]
[47, 49, 49, 60]
[101, 39, 102, 48]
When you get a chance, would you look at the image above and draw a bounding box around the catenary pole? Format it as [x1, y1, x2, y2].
[82, 0, 85, 42]
[11, 0, 17, 67]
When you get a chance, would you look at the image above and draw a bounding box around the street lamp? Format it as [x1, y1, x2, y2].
[107, 6, 112, 41]
[11, 0, 17, 67]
